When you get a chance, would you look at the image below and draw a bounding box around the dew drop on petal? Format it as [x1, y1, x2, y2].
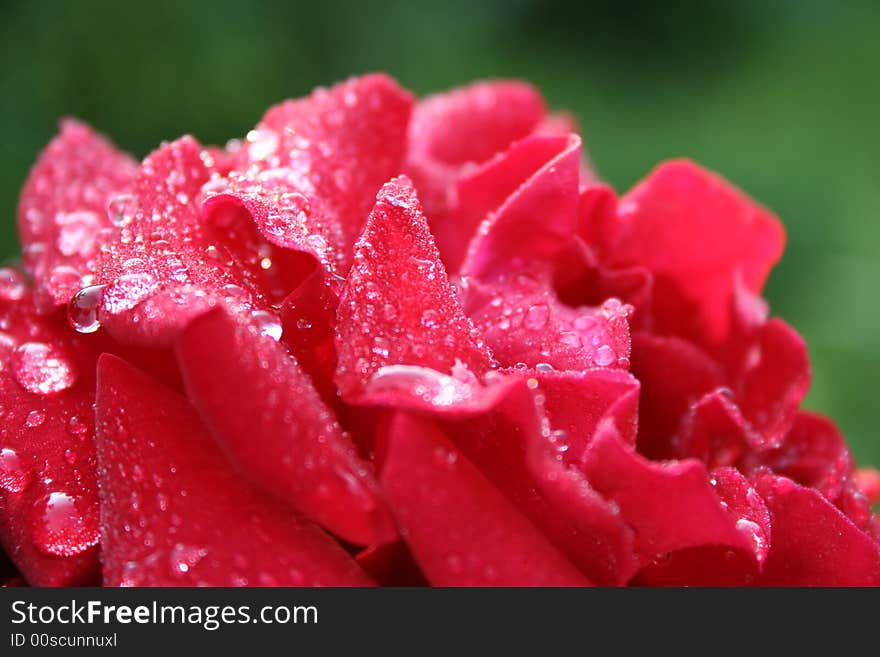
[0, 447, 31, 493]
[524, 304, 550, 330]
[594, 344, 616, 367]
[31, 492, 99, 557]
[13, 342, 78, 395]
[25, 410, 46, 428]
[106, 193, 135, 227]
[250, 310, 282, 341]
[68, 284, 107, 333]
[0, 268, 26, 301]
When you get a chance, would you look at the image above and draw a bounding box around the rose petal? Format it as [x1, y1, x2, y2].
[279, 265, 341, 405]
[432, 376, 638, 585]
[581, 429, 765, 565]
[176, 308, 396, 546]
[95, 354, 374, 586]
[462, 134, 581, 281]
[233, 74, 413, 270]
[534, 368, 640, 457]
[755, 475, 880, 586]
[379, 412, 590, 586]
[630, 333, 726, 459]
[679, 390, 767, 467]
[441, 134, 573, 272]
[17, 119, 137, 312]
[463, 270, 632, 371]
[0, 273, 100, 585]
[599, 160, 785, 344]
[754, 412, 854, 503]
[335, 176, 493, 399]
[735, 318, 810, 444]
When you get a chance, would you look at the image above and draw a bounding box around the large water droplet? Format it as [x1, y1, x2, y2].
[0, 268, 26, 301]
[13, 342, 78, 395]
[32, 492, 99, 557]
[594, 344, 616, 367]
[524, 304, 550, 330]
[250, 310, 282, 341]
[0, 447, 31, 493]
[68, 284, 107, 333]
[106, 193, 135, 227]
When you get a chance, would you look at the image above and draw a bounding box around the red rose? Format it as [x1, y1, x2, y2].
[1, 75, 877, 587]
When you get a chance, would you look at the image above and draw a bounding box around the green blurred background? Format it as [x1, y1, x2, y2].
[1, 1, 878, 466]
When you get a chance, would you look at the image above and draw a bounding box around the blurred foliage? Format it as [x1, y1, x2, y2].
[1, 0, 878, 465]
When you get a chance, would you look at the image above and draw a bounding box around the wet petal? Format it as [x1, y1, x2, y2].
[534, 368, 640, 457]
[463, 270, 632, 371]
[379, 412, 590, 586]
[630, 333, 726, 459]
[438, 378, 638, 585]
[754, 412, 854, 503]
[755, 474, 880, 586]
[581, 429, 765, 565]
[442, 134, 573, 272]
[462, 135, 581, 281]
[96, 354, 374, 586]
[335, 176, 492, 399]
[18, 119, 136, 312]
[0, 275, 100, 585]
[176, 308, 396, 546]
[235, 74, 413, 269]
[735, 318, 810, 444]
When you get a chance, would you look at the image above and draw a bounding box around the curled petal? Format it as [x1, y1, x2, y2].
[532, 368, 640, 456]
[735, 318, 810, 444]
[600, 160, 785, 343]
[379, 412, 590, 586]
[462, 135, 581, 281]
[176, 308, 396, 546]
[755, 412, 854, 503]
[96, 354, 374, 586]
[630, 333, 725, 459]
[18, 119, 136, 311]
[679, 390, 767, 467]
[755, 474, 880, 586]
[581, 429, 767, 565]
[444, 134, 574, 272]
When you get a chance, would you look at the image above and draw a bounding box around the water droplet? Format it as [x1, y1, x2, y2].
[573, 315, 597, 331]
[594, 344, 616, 367]
[0, 268, 26, 301]
[524, 304, 550, 330]
[0, 447, 31, 493]
[68, 284, 107, 333]
[12, 342, 78, 395]
[32, 492, 99, 557]
[250, 310, 282, 341]
[433, 445, 459, 466]
[420, 309, 439, 328]
[25, 410, 46, 428]
[535, 362, 554, 372]
[170, 543, 207, 575]
[63, 448, 77, 465]
[259, 257, 272, 270]
[67, 415, 90, 440]
[106, 193, 135, 227]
